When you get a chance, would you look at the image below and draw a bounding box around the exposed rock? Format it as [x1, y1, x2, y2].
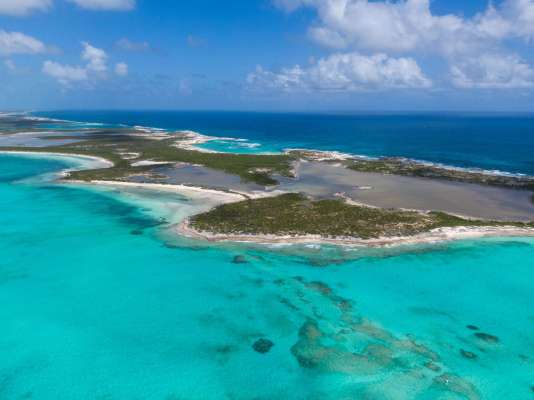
[252, 338, 274, 354]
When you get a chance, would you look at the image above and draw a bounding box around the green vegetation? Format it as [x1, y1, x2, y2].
[0, 134, 295, 185]
[190, 193, 534, 239]
[347, 158, 534, 191]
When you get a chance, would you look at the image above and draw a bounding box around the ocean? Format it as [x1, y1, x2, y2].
[37, 110, 534, 176]
[1, 113, 534, 399]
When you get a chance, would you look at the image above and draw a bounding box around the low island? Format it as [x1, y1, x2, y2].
[1, 114, 534, 247]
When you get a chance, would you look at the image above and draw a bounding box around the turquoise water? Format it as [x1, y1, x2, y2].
[1, 153, 534, 399]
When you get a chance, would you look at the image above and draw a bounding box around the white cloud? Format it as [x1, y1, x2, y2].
[451, 54, 534, 89]
[82, 41, 107, 72]
[43, 42, 116, 86]
[272, 0, 534, 90]
[0, 30, 47, 55]
[115, 62, 128, 76]
[274, 0, 534, 56]
[115, 38, 151, 52]
[0, 0, 51, 16]
[68, 0, 135, 11]
[501, 0, 534, 41]
[248, 52, 431, 91]
[42, 60, 88, 85]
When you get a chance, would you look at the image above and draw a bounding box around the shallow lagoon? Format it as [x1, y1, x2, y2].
[1, 154, 534, 399]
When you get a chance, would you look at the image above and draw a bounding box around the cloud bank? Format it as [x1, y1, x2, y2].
[248, 52, 431, 91]
[260, 0, 534, 91]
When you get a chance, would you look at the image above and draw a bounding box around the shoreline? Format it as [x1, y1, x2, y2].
[177, 220, 534, 248]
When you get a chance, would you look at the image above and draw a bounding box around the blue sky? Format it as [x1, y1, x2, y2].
[1, 0, 534, 111]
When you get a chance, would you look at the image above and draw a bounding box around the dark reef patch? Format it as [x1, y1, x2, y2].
[252, 338, 274, 354]
[460, 349, 478, 360]
[306, 281, 332, 296]
[232, 255, 249, 264]
[466, 325, 480, 331]
[474, 332, 500, 344]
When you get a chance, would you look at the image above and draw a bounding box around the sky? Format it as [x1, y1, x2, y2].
[1, 0, 534, 111]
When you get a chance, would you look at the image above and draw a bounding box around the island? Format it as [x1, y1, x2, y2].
[1, 114, 534, 246]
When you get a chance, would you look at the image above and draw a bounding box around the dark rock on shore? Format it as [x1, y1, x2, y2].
[252, 338, 274, 354]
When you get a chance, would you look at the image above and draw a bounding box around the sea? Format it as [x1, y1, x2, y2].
[1, 111, 534, 399]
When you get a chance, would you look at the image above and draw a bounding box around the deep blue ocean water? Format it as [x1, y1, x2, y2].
[38, 110, 534, 175]
[1, 152, 534, 399]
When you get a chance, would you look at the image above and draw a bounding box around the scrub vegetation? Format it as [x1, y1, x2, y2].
[346, 158, 534, 191]
[190, 193, 534, 239]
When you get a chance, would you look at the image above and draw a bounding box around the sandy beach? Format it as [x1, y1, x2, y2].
[0, 150, 114, 170]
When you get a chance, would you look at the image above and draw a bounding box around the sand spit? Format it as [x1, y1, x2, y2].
[69, 180, 248, 202]
[0, 150, 114, 170]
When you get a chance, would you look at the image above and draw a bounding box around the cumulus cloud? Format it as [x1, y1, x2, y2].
[248, 52, 431, 91]
[42, 60, 88, 85]
[82, 41, 107, 72]
[451, 54, 534, 89]
[0, 30, 47, 55]
[43, 42, 115, 86]
[0, 0, 51, 16]
[115, 62, 128, 76]
[68, 0, 135, 11]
